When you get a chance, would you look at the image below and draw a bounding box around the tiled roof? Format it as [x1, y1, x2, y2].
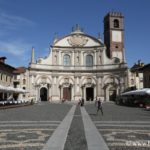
[141, 63, 150, 70]
[0, 61, 15, 71]
[130, 64, 144, 72]
[13, 67, 26, 74]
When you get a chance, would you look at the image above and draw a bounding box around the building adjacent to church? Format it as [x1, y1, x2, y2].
[28, 12, 128, 102]
[0, 57, 15, 100]
[128, 60, 144, 90]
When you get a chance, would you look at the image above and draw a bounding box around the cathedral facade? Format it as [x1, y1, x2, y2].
[28, 12, 128, 102]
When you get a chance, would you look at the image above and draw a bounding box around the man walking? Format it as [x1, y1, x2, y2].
[96, 98, 103, 115]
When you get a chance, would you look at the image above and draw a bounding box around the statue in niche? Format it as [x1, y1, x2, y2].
[55, 55, 57, 64]
[76, 56, 79, 64]
[99, 55, 102, 64]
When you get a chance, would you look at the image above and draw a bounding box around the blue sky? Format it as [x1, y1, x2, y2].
[0, 0, 150, 67]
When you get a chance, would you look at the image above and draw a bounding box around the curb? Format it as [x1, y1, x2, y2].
[0, 103, 33, 109]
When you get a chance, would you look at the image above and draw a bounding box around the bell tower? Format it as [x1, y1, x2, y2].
[104, 12, 125, 63]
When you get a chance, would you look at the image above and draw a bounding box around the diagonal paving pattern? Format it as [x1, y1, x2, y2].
[1, 102, 149, 150]
[0, 120, 60, 150]
[94, 121, 150, 150]
[0, 102, 72, 150]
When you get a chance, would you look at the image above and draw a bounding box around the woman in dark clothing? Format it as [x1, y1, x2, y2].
[81, 98, 84, 106]
[97, 98, 103, 115]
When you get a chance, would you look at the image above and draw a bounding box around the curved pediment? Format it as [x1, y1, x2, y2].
[53, 32, 104, 48]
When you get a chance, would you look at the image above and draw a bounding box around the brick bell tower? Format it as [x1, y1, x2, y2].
[104, 12, 125, 63]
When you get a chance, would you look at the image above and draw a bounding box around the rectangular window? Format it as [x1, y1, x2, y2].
[64, 55, 71, 66]
[86, 55, 93, 67]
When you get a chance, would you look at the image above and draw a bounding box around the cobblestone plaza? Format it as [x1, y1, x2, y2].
[0, 102, 149, 150]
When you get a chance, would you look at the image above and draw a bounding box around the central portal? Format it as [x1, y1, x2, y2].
[40, 87, 47, 101]
[63, 87, 71, 101]
[86, 87, 94, 101]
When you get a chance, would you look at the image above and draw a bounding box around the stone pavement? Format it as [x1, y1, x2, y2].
[0, 102, 150, 150]
[85, 102, 150, 150]
[0, 103, 71, 150]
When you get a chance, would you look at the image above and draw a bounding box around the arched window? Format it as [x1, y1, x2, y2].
[114, 19, 119, 28]
[86, 55, 93, 67]
[64, 54, 71, 66]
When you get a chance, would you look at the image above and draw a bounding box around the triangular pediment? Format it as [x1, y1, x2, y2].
[53, 33, 103, 47]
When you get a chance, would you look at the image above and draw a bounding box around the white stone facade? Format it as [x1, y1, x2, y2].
[28, 27, 128, 102]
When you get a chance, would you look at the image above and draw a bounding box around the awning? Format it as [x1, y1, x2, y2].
[0, 85, 27, 93]
[121, 88, 150, 96]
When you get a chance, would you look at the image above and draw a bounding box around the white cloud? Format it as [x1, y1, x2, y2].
[0, 11, 35, 31]
[0, 40, 31, 56]
[0, 10, 35, 67]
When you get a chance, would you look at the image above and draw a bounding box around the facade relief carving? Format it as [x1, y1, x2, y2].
[67, 35, 88, 47]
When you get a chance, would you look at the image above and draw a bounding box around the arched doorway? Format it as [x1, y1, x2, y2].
[86, 87, 94, 101]
[40, 87, 48, 101]
[105, 84, 118, 101]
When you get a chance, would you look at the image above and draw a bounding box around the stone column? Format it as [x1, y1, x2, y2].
[55, 76, 58, 95]
[71, 84, 74, 101]
[94, 51, 96, 65]
[51, 76, 54, 97]
[48, 84, 51, 100]
[35, 85, 38, 101]
[74, 76, 77, 95]
[51, 76, 59, 100]
[76, 77, 80, 95]
[119, 76, 124, 93]
[31, 47, 35, 64]
[74, 76, 81, 101]
[59, 51, 61, 65]
[72, 51, 74, 66]
[97, 76, 103, 97]
[81, 51, 84, 65]
[59, 85, 62, 100]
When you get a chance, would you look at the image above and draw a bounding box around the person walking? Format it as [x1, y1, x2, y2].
[78, 98, 81, 106]
[96, 98, 103, 115]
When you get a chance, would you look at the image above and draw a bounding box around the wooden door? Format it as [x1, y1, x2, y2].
[63, 87, 71, 101]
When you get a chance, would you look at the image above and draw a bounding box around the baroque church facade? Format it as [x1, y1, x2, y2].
[28, 12, 128, 102]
